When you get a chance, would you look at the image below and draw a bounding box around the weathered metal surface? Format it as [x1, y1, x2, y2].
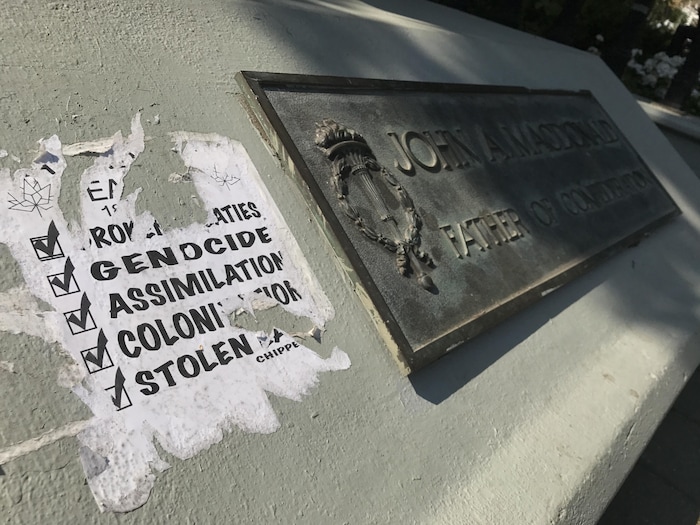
[237, 72, 679, 372]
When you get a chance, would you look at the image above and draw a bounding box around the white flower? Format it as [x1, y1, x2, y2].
[656, 61, 675, 78]
[595, 34, 604, 42]
[671, 55, 685, 67]
[641, 73, 658, 86]
[626, 49, 684, 87]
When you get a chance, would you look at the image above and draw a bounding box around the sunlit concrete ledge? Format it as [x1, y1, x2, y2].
[3, 2, 700, 523]
[421, 225, 700, 523]
[468, 98, 700, 523]
[639, 99, 700, 140]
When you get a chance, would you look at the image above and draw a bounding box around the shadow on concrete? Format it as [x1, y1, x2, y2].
[409, 253, 609, 403]
[412, 213, 700, 404]
[233, 0, 700, 404]
[227, 0, 582, 85]
[598, 364, 700, 525]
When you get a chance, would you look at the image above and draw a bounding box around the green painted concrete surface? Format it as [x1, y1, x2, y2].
[1, 1, 700, 523]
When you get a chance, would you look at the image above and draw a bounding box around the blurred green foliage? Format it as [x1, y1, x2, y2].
[578, 0, 633, 45]
[432, 0, 699, 110]
[435, 0, 691, 54]
[520, 0, 564, 34]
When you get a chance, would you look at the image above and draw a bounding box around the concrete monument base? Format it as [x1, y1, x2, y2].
[1, 1, 699, 523]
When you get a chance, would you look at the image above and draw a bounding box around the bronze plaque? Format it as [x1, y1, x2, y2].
[236, 72, 679, 373]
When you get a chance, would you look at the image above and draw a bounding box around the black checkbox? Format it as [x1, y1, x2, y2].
[47, 264, 80, 297]
[31, 235, 64, 261]
[105, 385, 132, 411]
[81, 345, 113, 374]
[63, 307, 96, 335]
[106, 368, 132, 411]
[30, 220, 63, 261]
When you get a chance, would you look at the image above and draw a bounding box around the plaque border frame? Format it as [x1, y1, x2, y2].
[236, 71, 680, 374]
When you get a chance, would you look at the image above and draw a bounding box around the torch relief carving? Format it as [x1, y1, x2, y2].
[315, 119, 434, 290]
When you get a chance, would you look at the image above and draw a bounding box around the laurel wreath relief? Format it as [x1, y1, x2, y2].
[315, 119, 434, 291]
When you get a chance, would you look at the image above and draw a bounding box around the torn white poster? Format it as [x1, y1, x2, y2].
[0, 115, 350, 512]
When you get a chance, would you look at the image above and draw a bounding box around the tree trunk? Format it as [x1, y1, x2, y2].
[428, 0, 525, 29]
[495, 0, 526, 29]
[545, 0, 587, 46]
[665, 24, 700, 108]
[603, 0, 656, 76]
[667, 24, 694, 56]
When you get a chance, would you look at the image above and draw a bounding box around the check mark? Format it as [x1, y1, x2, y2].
[64, 293, 96, 334]
[47, 257, 79, 296]
[81, 329, 113, 373]
[105, 367, 132, 411]
[30, 220, 63, 260]
[67, 294, 91, 329]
